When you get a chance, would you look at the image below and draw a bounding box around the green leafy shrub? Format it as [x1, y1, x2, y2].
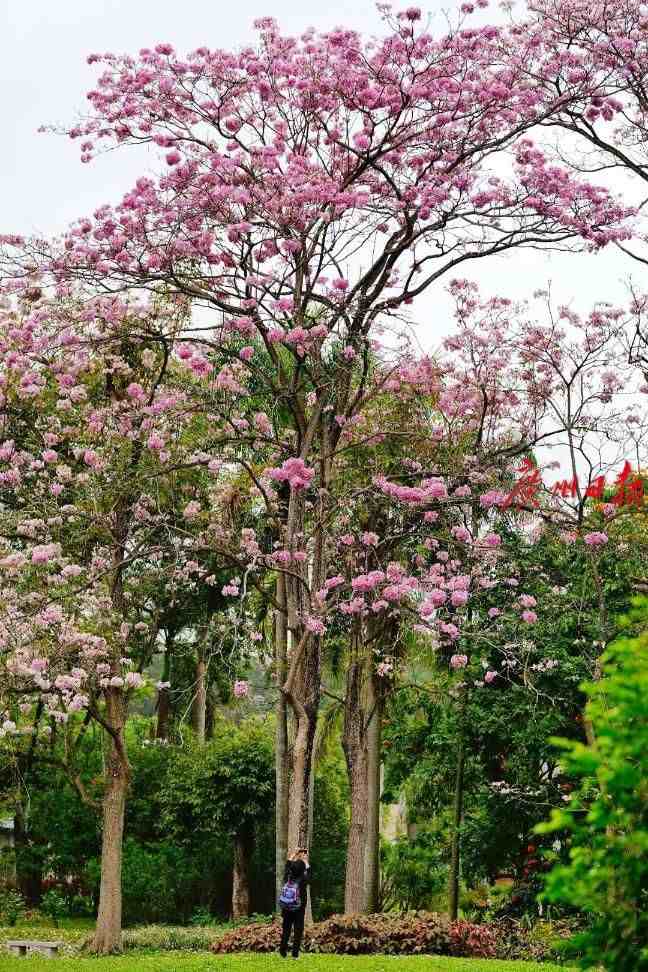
[380, 829, 447, 912]
[93, 839, 204, 926]
[40, 889, 69, 927]
[0, 888, 25, 927]
[488, 916, 580, 963]
[537, 601, 648, 971]
[189, 907, 214, 927]
[213, 911, 499, 957]
[81, 924, 223, 952]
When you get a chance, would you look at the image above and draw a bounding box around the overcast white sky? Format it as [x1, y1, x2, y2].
[1, 0, 639, 348]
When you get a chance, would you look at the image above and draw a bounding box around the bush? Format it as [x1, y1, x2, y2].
[448, 920, 497, 958]
[381, 828, 447, 911]
[88, 839, 205, 926]
[489, 916, 581, 963]
[537, 602, 648, 971]
[40, 889, 69, 927]
[120, 923, 223, 952]
[213, 911, 500, 957]
[189, 907, 214, 927]
[0, 888, 25, 927]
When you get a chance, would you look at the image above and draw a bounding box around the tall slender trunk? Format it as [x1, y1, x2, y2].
[13, 804, 41, 905]
[448, 709, 465, 922]
[286, 678, 318, 852]
[193, 648, 207, 744]
[343, 641, 369, 915]
[283, 493, 321, 853]
[275, 573, 290, 908]
[282, 440, 328, 868]
[363, 677, 382, 914]
[205, 689, 215, 741]
[93, 690, 129, 954]
[155, 649, 171, 740]
[305, 768, 315, 925]
[232, 832, 253, 919]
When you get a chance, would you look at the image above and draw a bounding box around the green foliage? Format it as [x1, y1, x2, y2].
[381, 828, 448, 911]
[0, 887, 25, 927]
[160, 718, 274, 845]
[117, 922, 222, 951]
[123, 840, 196, 926]
[40, 888, 69, 927]
[188, 907, 214, 927]
[537, 600, 648, 971]
[311, 751, 349, 919]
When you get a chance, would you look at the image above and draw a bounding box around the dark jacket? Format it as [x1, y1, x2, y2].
[284, 858, 311, 909]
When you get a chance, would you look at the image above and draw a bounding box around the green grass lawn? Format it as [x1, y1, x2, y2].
[0, 955, 570, 972]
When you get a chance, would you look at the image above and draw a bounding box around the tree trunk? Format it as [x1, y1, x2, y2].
[155, 650, 171, 740]
[275, 573, 290, 909]
[286, 688, 318, 852]
[448, 718, 465, 922]
[305, 766, 315, 926]
[343, 652, 369, 915]
[363, 677, 382, 914]
[232, 833, 253, 919]
[205, 689, 215, 741]
[93, 691, 129, 954]
[193, 651, 207, 744]
[13, 805, 42, 906]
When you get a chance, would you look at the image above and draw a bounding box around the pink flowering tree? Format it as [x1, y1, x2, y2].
[0, 289, 232, 951]
[0, 4, 635, 872]
[343, 279, 648, 915]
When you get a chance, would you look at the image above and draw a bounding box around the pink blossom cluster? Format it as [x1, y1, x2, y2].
[267, 458, 315, 491]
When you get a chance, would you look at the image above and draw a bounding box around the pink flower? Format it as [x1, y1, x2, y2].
[126, 382, 146, 401]
[233, 680, 249, 698]
[450, 654, 468, 669]
[484, 670, 497, 684]
[519, 594, 537, 608]
[584, 531, 608, 547]
[451, 525, 471, 542]
[361, 531, 379, 547]
[376, 660, 394, 677]
[479, 490, 507, 508]
[31, 543, 59, 565]
[451, 590, 469, 607]
[239, 346, 255, 361]
[483, 533, 501, 547]
[183, 501, 202, 519]
[488, 607, 501, 618]
[521, 610, 538, 624]
[83, 449, 100, 468]
[267, 457, 315, 492]
[428, 589, 448, 610]
[166, 150, 181, 165]
[305, 616, 326, 635]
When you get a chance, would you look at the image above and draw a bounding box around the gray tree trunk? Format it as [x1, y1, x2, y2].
[363, 676, 382, 913]
[93, 690, 129, 954]
[275, 573, 290, 909]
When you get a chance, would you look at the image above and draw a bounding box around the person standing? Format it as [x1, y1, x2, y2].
[278, 847, 311, 958]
